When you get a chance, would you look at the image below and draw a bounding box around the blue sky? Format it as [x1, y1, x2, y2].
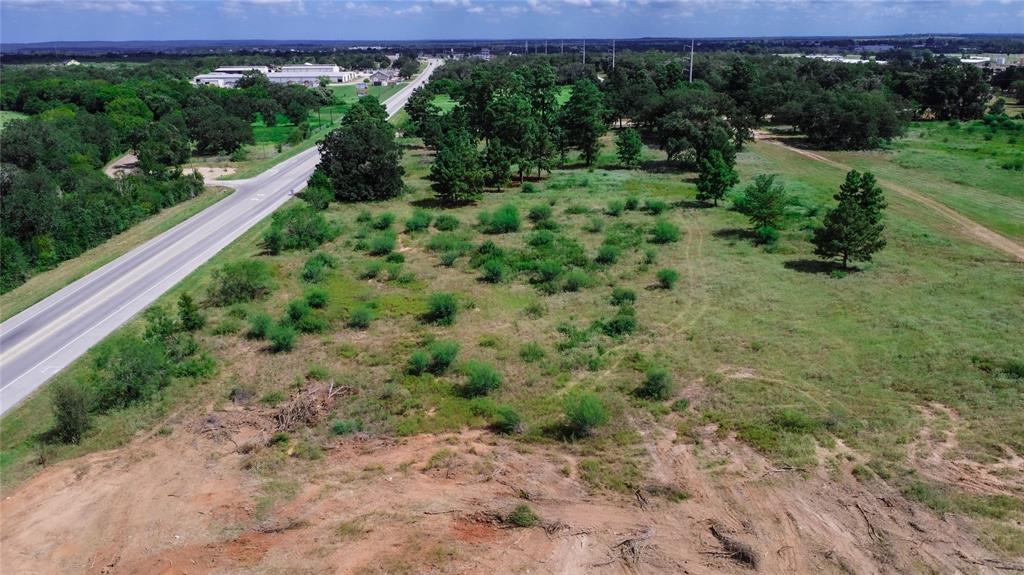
[2, 0, 1022, 44]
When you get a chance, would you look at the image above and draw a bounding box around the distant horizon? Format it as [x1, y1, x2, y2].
[2, 0, 1022, 45]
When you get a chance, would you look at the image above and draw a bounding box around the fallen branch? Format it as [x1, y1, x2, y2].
[710, 523, 759, 569]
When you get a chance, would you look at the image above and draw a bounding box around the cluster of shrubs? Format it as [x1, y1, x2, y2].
[246, 287, 332, 353]
[262, 204, 340, 255]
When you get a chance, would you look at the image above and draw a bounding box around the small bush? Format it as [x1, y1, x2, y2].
[305, 288, 328, 309]
[480, 258, 506, 283]
[368, 230, 397, 256]
[208, 260, 274, 306]
[482, 204, 521, 234]
[177, 294, 205, 332]
[625, 196, 639, 211]
[212, 318, 242, 335]
[462, 361, 502, 397]
[649, 219, 680, 244]
[50, 380, 90, 444]
[267, 323, 297, 353]
[433, 214, 460, 230]
[247, 313, 274, 340]
[306, 364, 330, 380]
[610, 287, 636, 306]
[372, 212, 396, 230]
[492, 405, 522, 434]
[428, 340, 460, 374]
[301, 251, 337, 283]
[527, 230, 555, 247]
[360, 260, 383, 279]
[521, 182, 539, 194]
[355, 210, 372, 223]
[565, 203, 591, 215]
[755, 226, 780, 245]
[595, 244, 620, 265]
[643, 248, 657, 265]
[405, 210, 433, 232]
[385, 252, 405, 263]
[348, 305, 374, 329]
[644, 199, 669, 214]
[331, 419, 363, 435]
[506, 504, 538, 527]
[562, 270, 594, 292]
[423, 292, 458, 325]
[427, 232, 471, 254]
[533, 259, 564, 285]
[262, 204, 339, 254]
[600, 309, 637, 337]
[671, 398, 690, 412]
[519, 342, 545, 363]
[583, 216, 604, 233]
[287, 299, 327, 333]
[563, 392, 609, 437]
[439, 251, 460, 267]
[407, 350, 430, 375]
[657, 268, 680, 289]
[606, 200, 625, 216]
[637, 367, 674, 400]
[528, 204, 553, 223]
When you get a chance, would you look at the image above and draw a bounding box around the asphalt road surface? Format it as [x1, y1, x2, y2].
[0, 59, 441, 416]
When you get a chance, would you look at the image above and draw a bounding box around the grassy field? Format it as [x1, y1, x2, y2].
[0, 110, 28, 131]
[0, 186, 233, 322]
[3, 126, 1022, 550]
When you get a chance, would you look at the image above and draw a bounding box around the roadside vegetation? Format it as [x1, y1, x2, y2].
[2, 51, 1022, 557]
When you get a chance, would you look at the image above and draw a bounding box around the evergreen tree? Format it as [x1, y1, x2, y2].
[811, 170, 887, 268]
[560, 79, 607, 165]
[430, 127, 484, 204]
[737, 174, 787, 229]
[615, 128, 643, 169]
[695, 149, 739, 206]
[177, 293, 206, 332]
[482, 139, 513, 191]
[316, 104, 404, 202]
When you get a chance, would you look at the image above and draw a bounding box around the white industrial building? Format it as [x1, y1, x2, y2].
[193, 63, 355, 88]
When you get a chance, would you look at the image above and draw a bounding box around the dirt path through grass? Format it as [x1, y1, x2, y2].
[756, 132, 1024, 262]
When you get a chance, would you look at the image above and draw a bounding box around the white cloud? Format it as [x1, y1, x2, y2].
[220, 0, 306, 16]
[3, 0, 180, 13]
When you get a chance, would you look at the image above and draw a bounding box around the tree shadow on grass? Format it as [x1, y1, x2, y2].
[409, 197, 474, 210]
[674, 199, 711, 210]
[783, 259, 861, 275]
[712, 228, 758, 241]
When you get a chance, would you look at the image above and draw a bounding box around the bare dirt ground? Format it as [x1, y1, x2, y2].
[187, 166, 238, 181]
[3, 394, 1020, 575]
[104, 153, 138, 178]
[753, 131, 1024, 263]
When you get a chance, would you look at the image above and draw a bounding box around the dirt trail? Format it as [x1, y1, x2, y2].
[3, 401, 1019, 575]
[755, 132, 1024, 262]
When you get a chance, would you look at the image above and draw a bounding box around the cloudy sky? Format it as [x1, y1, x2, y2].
[1, 0, 1022, 44]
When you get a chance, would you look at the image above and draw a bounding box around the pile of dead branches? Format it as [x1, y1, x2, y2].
[273, 381, 352, 431]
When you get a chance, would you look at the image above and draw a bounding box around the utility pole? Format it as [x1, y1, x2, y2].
[689, 38, 694, 83]
[612, 39, 615, 70]
[583, 39, 586, 65]
[525, 39, 528, 54]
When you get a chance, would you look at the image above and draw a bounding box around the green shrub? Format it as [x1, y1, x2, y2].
[305, 287, 328, 309]
[492, 405, 522, 434]
[649, 219, 680, 244]
[595, 244, 620, 265]
[439, 251, 460, 267]
[463, 361, 502, 397]
[212, 318, 242, 335]
[247, 312, 273, 339]
[50, 380, 90, 444]
[423, 292, 458, 325]
[671, 398, 690, 412]
[527, 230, 555, 247]
[564, 203, 590, 215]
[610, 287, 636, 306]
[625, 197, 639, 211]
[533, 259, 564, 285]
[562, 270, 594, 292]
[287, 299, 327, 333]
[373, 212, 396, 230]
[482, 204, 521, 234]
[368, 230, 397, 255]
[521, 182, 539, 194]
[643, 248, 657, 265]
[519, 342, 545, 363]
[755, 226, 780, 245]
[433, 214, 460, 230]
[331, 419, 363, 435]
[480, 258, 506, 283]
[177, 294, 205, 332]
[528, 204, 553, 223]
[348, 305, 374, 329]
[268, 323, 297, 353]
[583, 216, 604, 233]
[606, 200, 625, 216]
[506, 504, 538, 527]
[405, 210, 433, 232]
[601, 310, 637, 337]
[428, 340, 460, 374]
[355, 209, 372, 223]
[427, 232, 471, 254]
[563, 392, 609, 437]
[385, 252, 405, 263]
[657, 268, 680, 289]
[360, 260, 383, 279]
[262, 204, 339, 254]
[637, 367, 674, 400]
[91, 337, 171, 411]
[644, 199, 669, 214]
[407, 350, 430, 375]
[208, 260, 274, 306]
[301, 251, 337, 283]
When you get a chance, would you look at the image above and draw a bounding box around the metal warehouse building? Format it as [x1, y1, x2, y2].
[193, 64, 355, 88]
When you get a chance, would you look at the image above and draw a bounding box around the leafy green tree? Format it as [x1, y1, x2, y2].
[695, 149, 739, 206]
[737, 174, 787, 229]
[316, 103, 404, 202]
[811, 170, 887, 269]
[560, 79, 607, 165]
[615, 127, 643, 169]
[429, 126, 484, 204]
[137, 120, 190, 177]
[50, 380, 90, 444]
[482, 139, 513, 191]
[92, 336, 171, 411]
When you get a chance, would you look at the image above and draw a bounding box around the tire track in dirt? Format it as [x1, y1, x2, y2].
[755, 132, 1024, 262]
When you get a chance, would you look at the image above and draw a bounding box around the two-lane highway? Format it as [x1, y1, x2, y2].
[0, 59, 440, 416]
